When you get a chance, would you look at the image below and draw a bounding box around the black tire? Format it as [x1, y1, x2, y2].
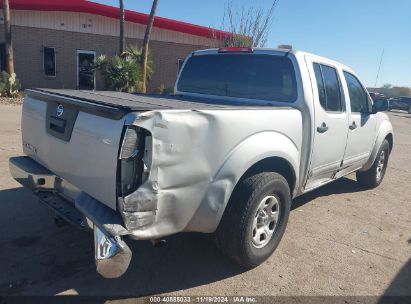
[215, 172, 291, 268]
[356, 139, 390, 188]
[408, 104, 411, 114]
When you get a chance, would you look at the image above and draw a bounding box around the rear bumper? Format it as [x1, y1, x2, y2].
[9, 156, 132, 278]
[9, 155, 60, 192]
[9, 156, 85, 227]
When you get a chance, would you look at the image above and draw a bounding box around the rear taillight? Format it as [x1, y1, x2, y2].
[118, 126, 145, 197]
[218, 47, 253, 53]
[119, 127, 139, 159]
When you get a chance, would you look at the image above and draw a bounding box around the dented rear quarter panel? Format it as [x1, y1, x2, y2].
[125, 108, 302, 239]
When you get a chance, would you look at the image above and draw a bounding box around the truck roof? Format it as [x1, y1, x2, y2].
[191, 47, 354, 73]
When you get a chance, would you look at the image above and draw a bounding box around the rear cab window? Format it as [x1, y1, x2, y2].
[177, 54, 298, 103]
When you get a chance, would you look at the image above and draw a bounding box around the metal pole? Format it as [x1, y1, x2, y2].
[374, 49, 384, 87]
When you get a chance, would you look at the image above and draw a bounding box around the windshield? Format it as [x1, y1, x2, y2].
[177, 53, 297, 103]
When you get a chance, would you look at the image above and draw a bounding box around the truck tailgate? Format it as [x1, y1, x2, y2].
[21, 91, 128, 210]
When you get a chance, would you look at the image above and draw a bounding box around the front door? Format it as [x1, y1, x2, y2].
[304, 57, 349, 190]
[0, 44, 6, 72]
[341, 71, 377, 169]
[77, 50, 95, 90]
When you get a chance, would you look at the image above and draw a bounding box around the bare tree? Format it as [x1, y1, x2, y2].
[119, 0, 125, 54]
[381, 84, 392, 89]
[221, 0, 279, 47]
[2, 0, 14, 74]
[140, 0, 158, 93]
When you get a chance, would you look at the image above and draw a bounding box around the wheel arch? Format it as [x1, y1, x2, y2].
[361, 119, 393, 172]
[241, 157, 296, 195]
[385, 132, 393, 153]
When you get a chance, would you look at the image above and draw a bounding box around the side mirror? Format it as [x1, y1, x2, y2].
[372, 99, 388, 114]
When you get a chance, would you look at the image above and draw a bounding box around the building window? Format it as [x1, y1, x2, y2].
[177, 59, 185, 73]
[43, 47, 56, 77]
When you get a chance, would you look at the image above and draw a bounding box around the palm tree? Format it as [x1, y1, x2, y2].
[2, 0, 14, 74]
[123, 46, 154, 82]
[119, 0, 125, 54]
[140, 0, 158, 93]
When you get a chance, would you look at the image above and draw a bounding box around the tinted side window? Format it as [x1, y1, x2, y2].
[343, 71, 371, 113]
[321, 65, 342, 111]
[313, 63, 326, 109]
[312, 63, 342, 112]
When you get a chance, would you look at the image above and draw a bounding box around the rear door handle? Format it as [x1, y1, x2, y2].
[349, 122, 357, 130]
[317, 122, 328, 133]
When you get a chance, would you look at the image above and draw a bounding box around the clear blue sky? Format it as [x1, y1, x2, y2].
[94, 0, 411, 87]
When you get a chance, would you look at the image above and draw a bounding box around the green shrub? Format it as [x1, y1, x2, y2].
[122, 46, 154, 83]
[93, 54, 141, 93]
[0, 71, 22, 97]
[93, 46, 154, 93]
[157, 84, 173, 95]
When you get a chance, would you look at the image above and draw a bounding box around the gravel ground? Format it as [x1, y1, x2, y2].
[0, 104, 409, 299]
[0, 96, 24, 105]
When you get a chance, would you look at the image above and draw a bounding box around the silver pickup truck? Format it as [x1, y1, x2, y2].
[10, 47, 393, 278]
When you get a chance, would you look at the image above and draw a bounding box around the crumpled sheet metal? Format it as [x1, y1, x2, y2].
[122, 109, 302, 240]
[76, 191, 129, 236]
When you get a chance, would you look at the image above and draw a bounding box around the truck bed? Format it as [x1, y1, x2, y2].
[22, 87, 299, 211]
[28, 88, 282, 115]
[21, 88, 297, 210]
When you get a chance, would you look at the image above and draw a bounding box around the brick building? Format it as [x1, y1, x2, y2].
[0, 0, 228, 91]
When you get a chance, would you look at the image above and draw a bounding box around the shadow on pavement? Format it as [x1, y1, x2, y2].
[383, 258, 411, 297]
[292, 177, 366, 210]
[0, 177, 381, 298]
[0, 187, 245, 298]
[379, 248, 411, 304]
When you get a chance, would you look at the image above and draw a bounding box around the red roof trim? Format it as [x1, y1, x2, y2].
[2, 0, 231, 40]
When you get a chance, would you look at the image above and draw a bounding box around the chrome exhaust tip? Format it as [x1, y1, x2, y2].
[94, 225, 132, 278]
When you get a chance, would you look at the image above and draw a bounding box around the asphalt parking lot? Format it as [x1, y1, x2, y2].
[0, 104, 410, 298]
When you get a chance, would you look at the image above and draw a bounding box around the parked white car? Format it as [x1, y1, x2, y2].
[10, 46, 393, 277]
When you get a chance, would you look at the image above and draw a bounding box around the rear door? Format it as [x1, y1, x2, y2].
[305, 57, 349, 190]
[341, 71, 377, 169]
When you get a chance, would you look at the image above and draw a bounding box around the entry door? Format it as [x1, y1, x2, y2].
[0, 44, 6, 72]
[77, 50, 95, 90]
[304, 57, 349, 190]
[341, 71, 377, 168]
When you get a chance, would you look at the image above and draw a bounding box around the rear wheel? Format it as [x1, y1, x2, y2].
[215, 172, 291, 267]
[408, 104, 411, 114]
[356, 139, 390, 188]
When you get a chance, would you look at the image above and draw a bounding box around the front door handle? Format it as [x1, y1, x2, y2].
[317, 122, 329, 133]
[349, 121, 357, 130]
